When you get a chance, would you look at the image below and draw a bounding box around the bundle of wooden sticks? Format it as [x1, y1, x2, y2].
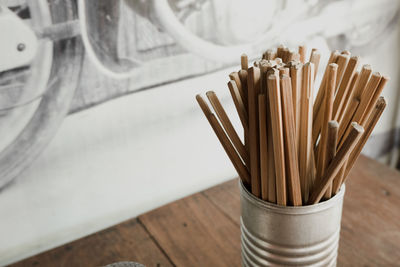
[196, 45, 388, 206]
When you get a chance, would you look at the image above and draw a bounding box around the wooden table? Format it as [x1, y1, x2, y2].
[9, 156, 400, 266]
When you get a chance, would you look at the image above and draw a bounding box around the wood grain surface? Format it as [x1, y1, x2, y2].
[9, 155, 400, 267]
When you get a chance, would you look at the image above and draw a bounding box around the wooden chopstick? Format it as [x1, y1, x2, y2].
[308, 122, 364, 204]
[258, 94, 268, 200]
[206, 91, 249, 165]
[312, 54, 349, 145]
[239, 70, 248, 112]
[312, 51, 340, 142]
[313, 51, 340, 117]
[309, 49, 321, 80]
[290, 63, 303, 157]
[316, 64, 337, 179]
[332, 56, 359, 121]
[247, 67, 261, 197]
[263, 49, 276, 60]
[334, 54, 350, 86]
[266, 71, 277, 203]
[359, 76, 389, 126]
[227, 80, 248, 131]
[241, 54, 248, 70]
[343, 97, 386, 180]
[280, 75, 302, 206]
[325, 121, 339, 198]
[298, 45, 306, 63]
[336, 72, 359, 124]
[229, 72, 246, 106]
[267, 73, 287, 206]
[332, 159, 347, 195]
[196, 95, 250, 184]
[337, 98, 360, 144]
[299, 62, 314, 203]
[339, 72, 382, 146]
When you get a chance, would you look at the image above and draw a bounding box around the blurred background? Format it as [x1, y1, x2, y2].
[0, 0, 399, 265]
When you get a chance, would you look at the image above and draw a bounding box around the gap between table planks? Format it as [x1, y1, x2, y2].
[8, 155, 400, 267]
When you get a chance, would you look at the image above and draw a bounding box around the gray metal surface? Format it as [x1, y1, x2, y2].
[240, 180, 345, 267]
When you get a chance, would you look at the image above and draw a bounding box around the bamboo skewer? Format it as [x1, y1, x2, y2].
[196, 95, 250, 184]
[325, 121, 339, 198]
[316, 64, 337, 180]
[267, 74, 287, 206]
[258, 94, 268, 200]
[299, 62, 314, 203]
[308, 122, 364, 204]
[248, 67, 261, 197]
[280, 75, 302, 206]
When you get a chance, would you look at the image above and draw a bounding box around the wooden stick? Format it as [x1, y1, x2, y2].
[247, 67, 261, 197]
[277, 44, 286, 59]
[241, 54, 248, 70]
[267, 73, 287, 206]
[266, 70, 277, 203]
[299, 62, 314, 203]
[206, 91, 249, 165]
[339, 73, 382, 146]
[279, 67, 290, 76]
[352, 65, 372, 100]
[343, 97, 386, 180]
[290, 63, 302, 157]
[239, 70, 248, 111]
[312, 54, 349, 145]
[288, 50, 300, 62]
[298, 45, 306, 63]
[333, 56, 359, 121]
[227, 80, 248, 131]
[280, 75, 302, 206]
[309, 49, 321, 80]
[325, 121, 339, 198]
[239, 69, 249, 160]
[196, 95, 250, 184]
[336, 72, 359, 123]
[332, 159, 347, 195]
[334, 54, 350, 87]
[229, 72, 246, 106]
[312, 51, 340, 141]
[308, 122, 364, 204]
[359, 76, 389, 126]
[258, 94, 268, 200]
[337, 98, 360, 143]
[316, 64, 337, 179]
[264, 49, 276, 60]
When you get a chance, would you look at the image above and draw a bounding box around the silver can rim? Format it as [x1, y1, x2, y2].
[239, 180, 345, 215]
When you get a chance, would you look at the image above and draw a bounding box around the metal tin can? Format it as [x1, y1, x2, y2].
[240, 180, 345, 266]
